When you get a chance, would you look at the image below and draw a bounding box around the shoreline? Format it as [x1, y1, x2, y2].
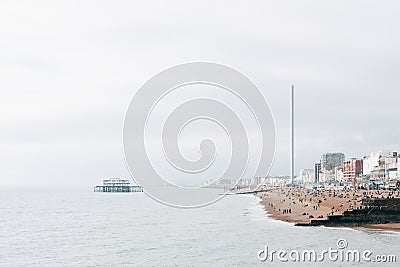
[256, 187, 400, 231]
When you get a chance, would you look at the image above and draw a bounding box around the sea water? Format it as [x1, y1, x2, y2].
[0, 188, 399, 266]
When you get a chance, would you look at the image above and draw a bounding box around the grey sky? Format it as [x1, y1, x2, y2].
[1, 0, 400, 187]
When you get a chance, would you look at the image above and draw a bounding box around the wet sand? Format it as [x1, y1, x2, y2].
[363, 223, 400, 231]
[257, 187, 400, 231]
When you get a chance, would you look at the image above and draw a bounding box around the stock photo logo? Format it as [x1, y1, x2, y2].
[258, 238, 397, 263]
[123, 62, 275, 208]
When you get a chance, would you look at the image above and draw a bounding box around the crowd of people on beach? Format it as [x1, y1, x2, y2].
[257, 187, 400, 223]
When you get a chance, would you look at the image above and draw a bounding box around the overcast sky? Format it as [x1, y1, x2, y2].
[1, 0, 400, 187]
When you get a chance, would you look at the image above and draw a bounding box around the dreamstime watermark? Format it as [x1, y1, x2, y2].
[257, 238, 397, 263]
[123, 62, 275, 208]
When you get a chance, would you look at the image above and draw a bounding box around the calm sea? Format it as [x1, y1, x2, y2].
[0, 188, 399, 266]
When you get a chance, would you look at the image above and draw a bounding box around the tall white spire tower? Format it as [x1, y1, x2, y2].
[290, 85, 295, 185]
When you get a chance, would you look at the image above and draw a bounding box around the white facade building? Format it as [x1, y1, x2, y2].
[363, 150, 398, 176]
[335, 167, 344, 182]
[299, 169, 314, 184]
[320, 169, 335, 182]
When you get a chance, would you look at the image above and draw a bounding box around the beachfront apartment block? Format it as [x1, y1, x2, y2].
[321, 153, 345, 171]
[335, 166, 344, 181]
[343, 158, 363, 182]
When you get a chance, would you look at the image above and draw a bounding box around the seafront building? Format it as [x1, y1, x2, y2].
[299, 169, 314, 184]
[217, 151, 400, 190]
[321, 153, 345, 171]
[202, 177, 269, 190]
[386, 158, 400, 179]
[363, 150, 397, 176]
[301, 150, 400, 188]
[343, 158, 363, 184]
[314, 163, 321, 183]
[334, 166, 344, 181]
[313, 153, 345, 183]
